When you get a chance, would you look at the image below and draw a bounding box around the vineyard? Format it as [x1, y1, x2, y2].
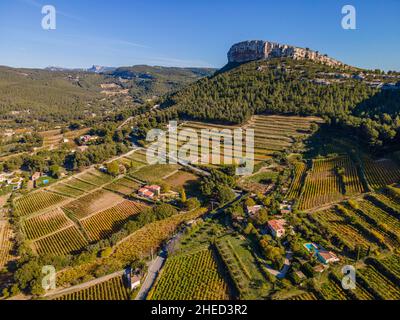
[104, 177, 141, 195]
[298, 158, 343, 210]
[56, 208, 207, 286]
[318, 279, 349, 300]
[378, 254, 400, 280]
[33, 226, 88, 256]
[288, 292, 318, 300]
[23, 208, 73, 240]
[0, 221, 15, 269]
[148, 247, 229, 300]
[286, 162, 306, 200]
[130, 164, 180, 183]
[310, 210, 378, 250]
[81, 200, 147, 242]
[14, 191, 69, 217]
[358, 265, 400, 299]
[54, 276, 129, 300]
[62, 189, 124, 220]
[362, 156, 400, 189]
[76, 170, 113, 187]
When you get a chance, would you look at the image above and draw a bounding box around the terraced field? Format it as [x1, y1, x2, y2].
[81, 200, 147, 242]
[33, 226, 88, 256]
[23, 208, 72, 240]
[54, 276, 129, 300]
[362, 157, 400, 189]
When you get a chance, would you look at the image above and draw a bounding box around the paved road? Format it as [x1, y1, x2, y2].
[135, 253, 166, 300]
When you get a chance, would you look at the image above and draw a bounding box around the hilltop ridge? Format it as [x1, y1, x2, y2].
[228, 40, 347, 68]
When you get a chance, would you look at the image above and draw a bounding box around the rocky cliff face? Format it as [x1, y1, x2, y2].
[228, 40, 345, 68]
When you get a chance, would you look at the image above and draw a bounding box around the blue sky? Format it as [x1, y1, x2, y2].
[0, 0, 399, 70]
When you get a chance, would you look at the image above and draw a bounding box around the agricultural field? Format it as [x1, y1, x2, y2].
[53, 275, 129, 300]
[358, 265, 400, 300]
[76, 170, 113, 187]
[148, 247, 230, 300]
[0, 221, 15, 270]
[62, 189, 124, 220]
[318, 278, 350, 300]
[287, 292, 318, 300]
[104, 176, 141, 195]
[310, 210, 379, 250]
[49, 182, 87, 198]
[22, 208, 73, 240]
[377, 254, 400, 280]
[33, 226, 88, 256]
[147, 115, 322, 166]
[215, 234, 270, 300]
[130, 164, 181, 183]
[357, 199, 400, 238]
[163, 170, 199, 193]
[298, 156, 363, 210]
[14, 191, 69, 217]
[81, 200, 147, 242]
[56, 208, 207, 286]
[362, 156, 400, 189]
[286, 162, 307, 200]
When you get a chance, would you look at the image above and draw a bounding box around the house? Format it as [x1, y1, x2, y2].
[279, 201, 292, 214]
[246, 205, 263, 217]
[147, 185, 161, 196]
[31, 172, 41, 181]
[138, 187, 155, 199]
[313, 264, 326, 273]
[317, 251, 340, 264]
[294, 270, 306, 281]
[268, 219, 286, 238]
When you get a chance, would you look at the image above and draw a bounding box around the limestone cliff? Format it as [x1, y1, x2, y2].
[228, 40, 346, 68]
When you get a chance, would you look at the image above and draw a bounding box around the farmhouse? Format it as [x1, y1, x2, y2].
[31, 172, 41, 181]
[246, 205, 263, 217]
[268, 219, 286, 238]
[279, 201, 292, 214]
[138, 185, 161, 199]
[317, 251, 340, 264]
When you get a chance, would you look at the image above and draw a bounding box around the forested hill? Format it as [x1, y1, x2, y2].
[0, 65, 215, 126]
[104, 65, 216, 101]
[160, 58, 400, 150]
